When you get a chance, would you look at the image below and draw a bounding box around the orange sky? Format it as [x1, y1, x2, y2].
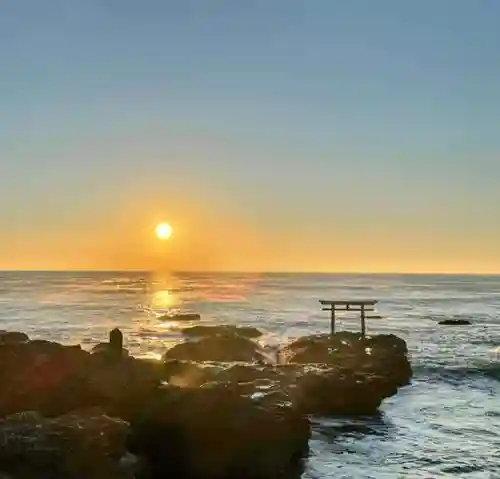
[2, 185, 499, 273]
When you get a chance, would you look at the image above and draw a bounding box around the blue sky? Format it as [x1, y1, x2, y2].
[1, 1, 499, 271]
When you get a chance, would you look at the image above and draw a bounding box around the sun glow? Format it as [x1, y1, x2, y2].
[155, 222, 173, 240]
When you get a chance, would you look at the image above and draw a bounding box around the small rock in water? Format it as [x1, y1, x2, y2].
[158, 313, 201, 322]
[438, 319, 471, 325]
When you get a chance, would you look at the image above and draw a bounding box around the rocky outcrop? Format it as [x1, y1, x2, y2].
[0, 327, 412, 477]
[273, 332, 412, 415]
[0, 331, 312, 479]
[0, 408, 135, 478]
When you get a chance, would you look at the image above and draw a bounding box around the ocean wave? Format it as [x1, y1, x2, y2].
[414, 363, 500, 382]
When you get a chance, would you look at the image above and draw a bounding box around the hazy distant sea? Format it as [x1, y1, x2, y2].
[1, 271, 500, 478]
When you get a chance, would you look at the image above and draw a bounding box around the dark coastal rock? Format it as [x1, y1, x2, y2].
[438, 319, 471, 325]
[85, 354, 164, 421]
[182, 324, 263, 339]
[0, 408, 134, 478]
[0, 339, 93, 417]
[290, 369, 398, 415]
[164, 334, 267, 363]
[127, 385, 310, 479]
[274, 332, 411, 415]
[158, 313, 201, 322]
[0, 327, 414, 477]
[0, 333, 162, 419]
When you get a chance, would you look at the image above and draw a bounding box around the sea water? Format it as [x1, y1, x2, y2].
[1, 271, 499, 478]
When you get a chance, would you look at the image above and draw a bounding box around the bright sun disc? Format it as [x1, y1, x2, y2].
[155, 223, 173, 240]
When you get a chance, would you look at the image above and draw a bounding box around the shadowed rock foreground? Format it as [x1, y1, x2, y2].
[0, 326, 411, 478]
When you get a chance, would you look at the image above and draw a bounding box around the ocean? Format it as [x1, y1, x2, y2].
[1, 271, 499, 478]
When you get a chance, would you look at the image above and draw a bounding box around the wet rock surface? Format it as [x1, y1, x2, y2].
[164, 333, 268, 362]
[0, 327, 411, 478]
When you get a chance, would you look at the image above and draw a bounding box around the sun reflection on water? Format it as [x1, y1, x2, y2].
[151, 289, 179, 310]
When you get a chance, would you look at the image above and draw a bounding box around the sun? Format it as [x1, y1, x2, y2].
[155, 222, 173, 240]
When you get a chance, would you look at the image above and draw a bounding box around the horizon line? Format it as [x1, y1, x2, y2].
[1, 269, 499, 276]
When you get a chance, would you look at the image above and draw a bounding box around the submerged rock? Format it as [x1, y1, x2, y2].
[127, 385, 310, 479]
[164, 334, 267, 363]
[0, 408, 133, 478]
[182, 324, 263, 339]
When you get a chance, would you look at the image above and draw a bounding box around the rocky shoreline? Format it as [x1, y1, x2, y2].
[0, 326, 412, 478]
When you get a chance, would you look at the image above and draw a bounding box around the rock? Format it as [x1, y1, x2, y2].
[291, 369, 398, 415]
[0, 338, 93, 417]
[0, 408, 133, 478]
[280, 332, 412, 387]
[159, 313, 201, 322]
[127, 385, 309, 479]
[438, 319, 471, 325]
[182, 325, 263, 339]
[164, 335, 267, 363]
[0, 333, 163, 419]
[92, 328, 129, 358]
[85, 354, 164, 421]
[92, 343, 130, 357]
[275, 332, 411, 415]
[0, 331, 29, 345]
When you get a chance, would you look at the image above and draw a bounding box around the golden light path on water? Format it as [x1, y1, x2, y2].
[132, 270, 275, 362]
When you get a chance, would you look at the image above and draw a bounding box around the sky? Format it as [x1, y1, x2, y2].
[1, 0, 500, 273]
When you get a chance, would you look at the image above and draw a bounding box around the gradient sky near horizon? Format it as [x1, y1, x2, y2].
[1, 0, 500, 273]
